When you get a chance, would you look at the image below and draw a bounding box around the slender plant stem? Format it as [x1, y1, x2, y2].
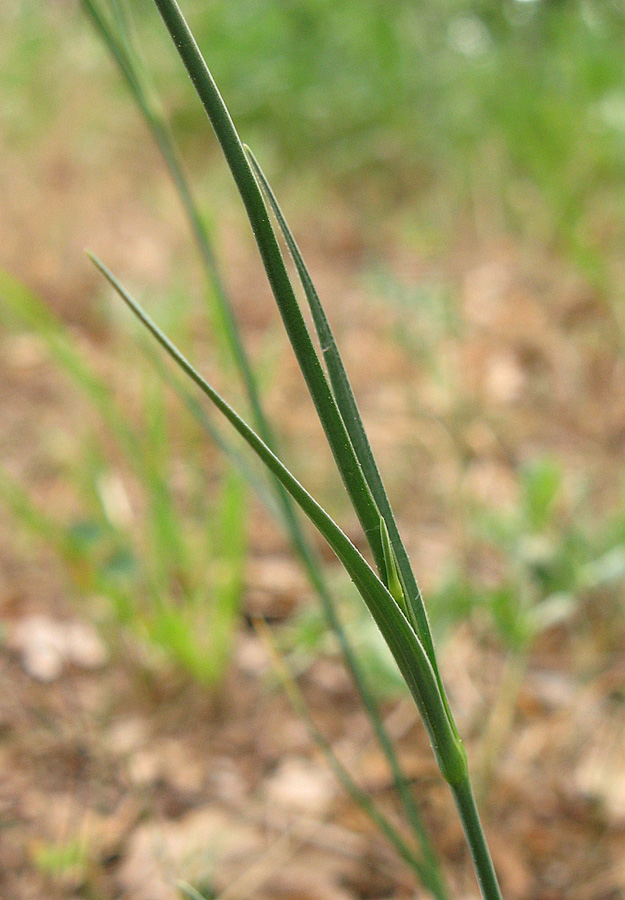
[81, 0, 250, 382]
[151, 0, 386, 576]
[246, 146, 440, 673]
[83, 7, 446, 889]
[451, 779, 503, 900]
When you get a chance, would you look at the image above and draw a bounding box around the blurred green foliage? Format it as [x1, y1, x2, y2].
[3, 0, 625, 686]
[5, 0, 625, 271]
[431, 456, 625, 650]
[287, 453, 625, 699]
[167, 0, 625, 266]
[0, 270, 248, 686]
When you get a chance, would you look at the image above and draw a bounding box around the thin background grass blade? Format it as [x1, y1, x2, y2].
[0, 467, 135, 622]
[255, 618, 446, 894]
[0, 269, 190, 566]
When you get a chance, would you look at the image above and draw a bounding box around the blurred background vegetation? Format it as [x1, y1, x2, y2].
[2, 2, 625, 896]
[3, 0, 625, 695]
[6, 0, 625, 263]
[3, 0, 625, 698]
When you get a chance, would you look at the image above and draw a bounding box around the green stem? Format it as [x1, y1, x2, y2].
[451, 779, 503, 900]
[81, 0, 250, 387]
[151, 0, 386, 576]
[88, 7, 500, 897]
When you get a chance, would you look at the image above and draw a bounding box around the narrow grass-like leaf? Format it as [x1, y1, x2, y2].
[177, 882, 207, 900]
[0, 469, 74, 557]
[209, 471, 247, 675]
[150, 0, 386, 576]
[85, 2, 504, 891]
[145, 344, 279, 516]
[142, 376, 190, 589]
[0, 269, 120, 443]
[245, 145, 441, 675]
[90, 252, 468, 787]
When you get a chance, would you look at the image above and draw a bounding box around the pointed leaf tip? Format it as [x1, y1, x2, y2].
[380, 516, 407, 615]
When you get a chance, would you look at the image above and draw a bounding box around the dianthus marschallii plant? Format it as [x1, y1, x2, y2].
[89, 1, 504, 898]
